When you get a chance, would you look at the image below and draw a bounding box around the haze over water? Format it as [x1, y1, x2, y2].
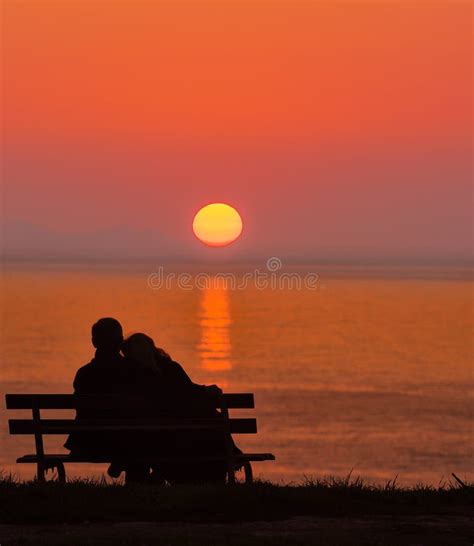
[1, 263, 472, 485]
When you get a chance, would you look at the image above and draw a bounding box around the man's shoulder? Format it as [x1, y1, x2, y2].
[74, 361, 95, 378]
[72, 361, 97, 387]
[120, 356, 138, 375]
[105, 356, 140, 386]
[120, 355, 135, 366]
[73, 362, 99, 393]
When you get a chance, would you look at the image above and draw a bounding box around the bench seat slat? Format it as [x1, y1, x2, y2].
[17, 453, 275, 463]
[5, 393, 254, 410]
[9, 418, 257, 434]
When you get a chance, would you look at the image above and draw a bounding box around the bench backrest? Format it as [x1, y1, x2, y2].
[5, 393, 257, 435]
[6, 393, 254, 410]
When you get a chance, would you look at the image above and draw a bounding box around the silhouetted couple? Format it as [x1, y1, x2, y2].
[65, 317, 237, 484]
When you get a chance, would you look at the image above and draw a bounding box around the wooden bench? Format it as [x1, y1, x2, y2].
[5, 393, 275, 484]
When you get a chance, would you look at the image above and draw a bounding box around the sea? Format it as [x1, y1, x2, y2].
[1, 261, 472, 486]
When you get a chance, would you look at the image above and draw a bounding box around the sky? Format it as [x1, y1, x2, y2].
[2, 1, 472, 263]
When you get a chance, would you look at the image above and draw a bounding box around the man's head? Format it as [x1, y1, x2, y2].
[91, 318, 123, 352]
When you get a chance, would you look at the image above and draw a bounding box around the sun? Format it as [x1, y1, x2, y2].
[192, 203, 243, 247]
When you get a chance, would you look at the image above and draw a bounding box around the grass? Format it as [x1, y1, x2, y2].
[0, 471, 472, 525]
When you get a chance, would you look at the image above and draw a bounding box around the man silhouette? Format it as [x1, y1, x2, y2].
[71, 317, 128, 396]
[64, 318, 131, 461]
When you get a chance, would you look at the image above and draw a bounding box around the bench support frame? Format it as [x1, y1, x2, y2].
[7, 393, 274, 485]
[32, 403, 45, 482]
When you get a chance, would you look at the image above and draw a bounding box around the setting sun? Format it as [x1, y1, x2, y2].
[192, 203, 243, 247]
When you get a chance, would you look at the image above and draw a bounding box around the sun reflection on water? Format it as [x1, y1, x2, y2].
[198, 285, 232, 375]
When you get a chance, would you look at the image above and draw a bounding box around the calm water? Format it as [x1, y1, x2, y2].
[1, 263, 472, 485]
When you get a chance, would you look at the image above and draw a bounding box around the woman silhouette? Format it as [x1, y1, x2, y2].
[121, 333, 234, 483]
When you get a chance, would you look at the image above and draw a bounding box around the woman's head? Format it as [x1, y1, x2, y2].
[122, 333, 171, 372]
[122, 333, 157, 370]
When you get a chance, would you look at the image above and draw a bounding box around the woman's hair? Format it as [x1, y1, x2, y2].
[122, 333, 171, 374]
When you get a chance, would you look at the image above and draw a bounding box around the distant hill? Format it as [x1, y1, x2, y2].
[1, 221, 185, 261]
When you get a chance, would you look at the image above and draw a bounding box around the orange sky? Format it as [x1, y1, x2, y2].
[2, 1, 472, 262]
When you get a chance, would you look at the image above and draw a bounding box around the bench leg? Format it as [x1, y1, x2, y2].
[55, 462, 66, 483]
[227, 464, 236, 485]
[243, 461, 253, 484]
[37, 461, 66, 483]
[37, 462, 46, 483]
